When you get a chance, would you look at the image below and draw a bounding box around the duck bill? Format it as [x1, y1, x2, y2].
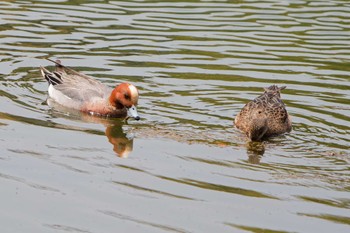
[127, 105, 140, 121]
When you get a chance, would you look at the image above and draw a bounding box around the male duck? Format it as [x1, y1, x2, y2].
[234, 85, 291, 141]
[40, 59, 140, 120]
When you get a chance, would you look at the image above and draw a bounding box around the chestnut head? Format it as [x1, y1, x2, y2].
[110, 83, 140, 120]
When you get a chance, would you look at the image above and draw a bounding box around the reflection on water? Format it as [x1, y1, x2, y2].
[105, 124, 133, 158]
[77, 117, 134, 159]
[1, 0, 350, 232]
[246, 141, 265, 164]
[48, 99, 134, 158]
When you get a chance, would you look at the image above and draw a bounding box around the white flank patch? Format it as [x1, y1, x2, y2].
[48, 84, 74, 108]
[48, 84, 55, 99]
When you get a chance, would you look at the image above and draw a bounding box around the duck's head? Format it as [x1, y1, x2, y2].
[110, 83, 140, 121]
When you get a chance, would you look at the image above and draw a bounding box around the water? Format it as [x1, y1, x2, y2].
[1, 0, 350, 232]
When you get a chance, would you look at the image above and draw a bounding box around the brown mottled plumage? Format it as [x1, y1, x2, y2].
[234, 85, 292, 141]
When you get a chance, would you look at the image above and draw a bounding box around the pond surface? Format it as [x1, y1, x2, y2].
[1, 0, 350, 232]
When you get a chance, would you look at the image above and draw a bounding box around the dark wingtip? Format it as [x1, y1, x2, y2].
[279, 85, 287, 91]
[46, 58, 62, 66]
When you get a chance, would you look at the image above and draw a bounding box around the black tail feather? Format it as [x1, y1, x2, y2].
[40, 66, 62, 86]
[45, 73, 62, 86]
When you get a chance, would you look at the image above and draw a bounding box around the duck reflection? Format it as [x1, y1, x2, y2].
[46, 99, 134, 158]
[73, 114, 134, 158]
[246, 141, 265, 164]
[104, 123, 133, 158]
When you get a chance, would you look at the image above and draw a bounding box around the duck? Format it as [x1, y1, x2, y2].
[234, 85, 292, 141]
[40, 59, 140, 120]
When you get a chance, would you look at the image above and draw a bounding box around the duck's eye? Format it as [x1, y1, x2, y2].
[124, 94, 130, 100]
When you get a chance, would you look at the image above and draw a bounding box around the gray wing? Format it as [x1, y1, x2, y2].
[55, 73, 112, 102]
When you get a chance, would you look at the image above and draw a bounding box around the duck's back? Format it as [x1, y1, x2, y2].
[43, 63, 112, 110]
[53, 73, 111, 103]
[260, 92, 291, 136]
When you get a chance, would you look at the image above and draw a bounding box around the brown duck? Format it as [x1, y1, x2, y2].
[234, 85, 292, 141]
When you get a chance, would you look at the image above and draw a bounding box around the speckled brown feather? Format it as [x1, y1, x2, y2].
[234, 85, 292, 140]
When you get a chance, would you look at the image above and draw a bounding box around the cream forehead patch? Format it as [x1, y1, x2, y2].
[128, 84, 139, 102]
[129, 84, 138, 96]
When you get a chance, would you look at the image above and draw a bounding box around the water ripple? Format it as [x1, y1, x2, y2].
[1, 0, 350, 232]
